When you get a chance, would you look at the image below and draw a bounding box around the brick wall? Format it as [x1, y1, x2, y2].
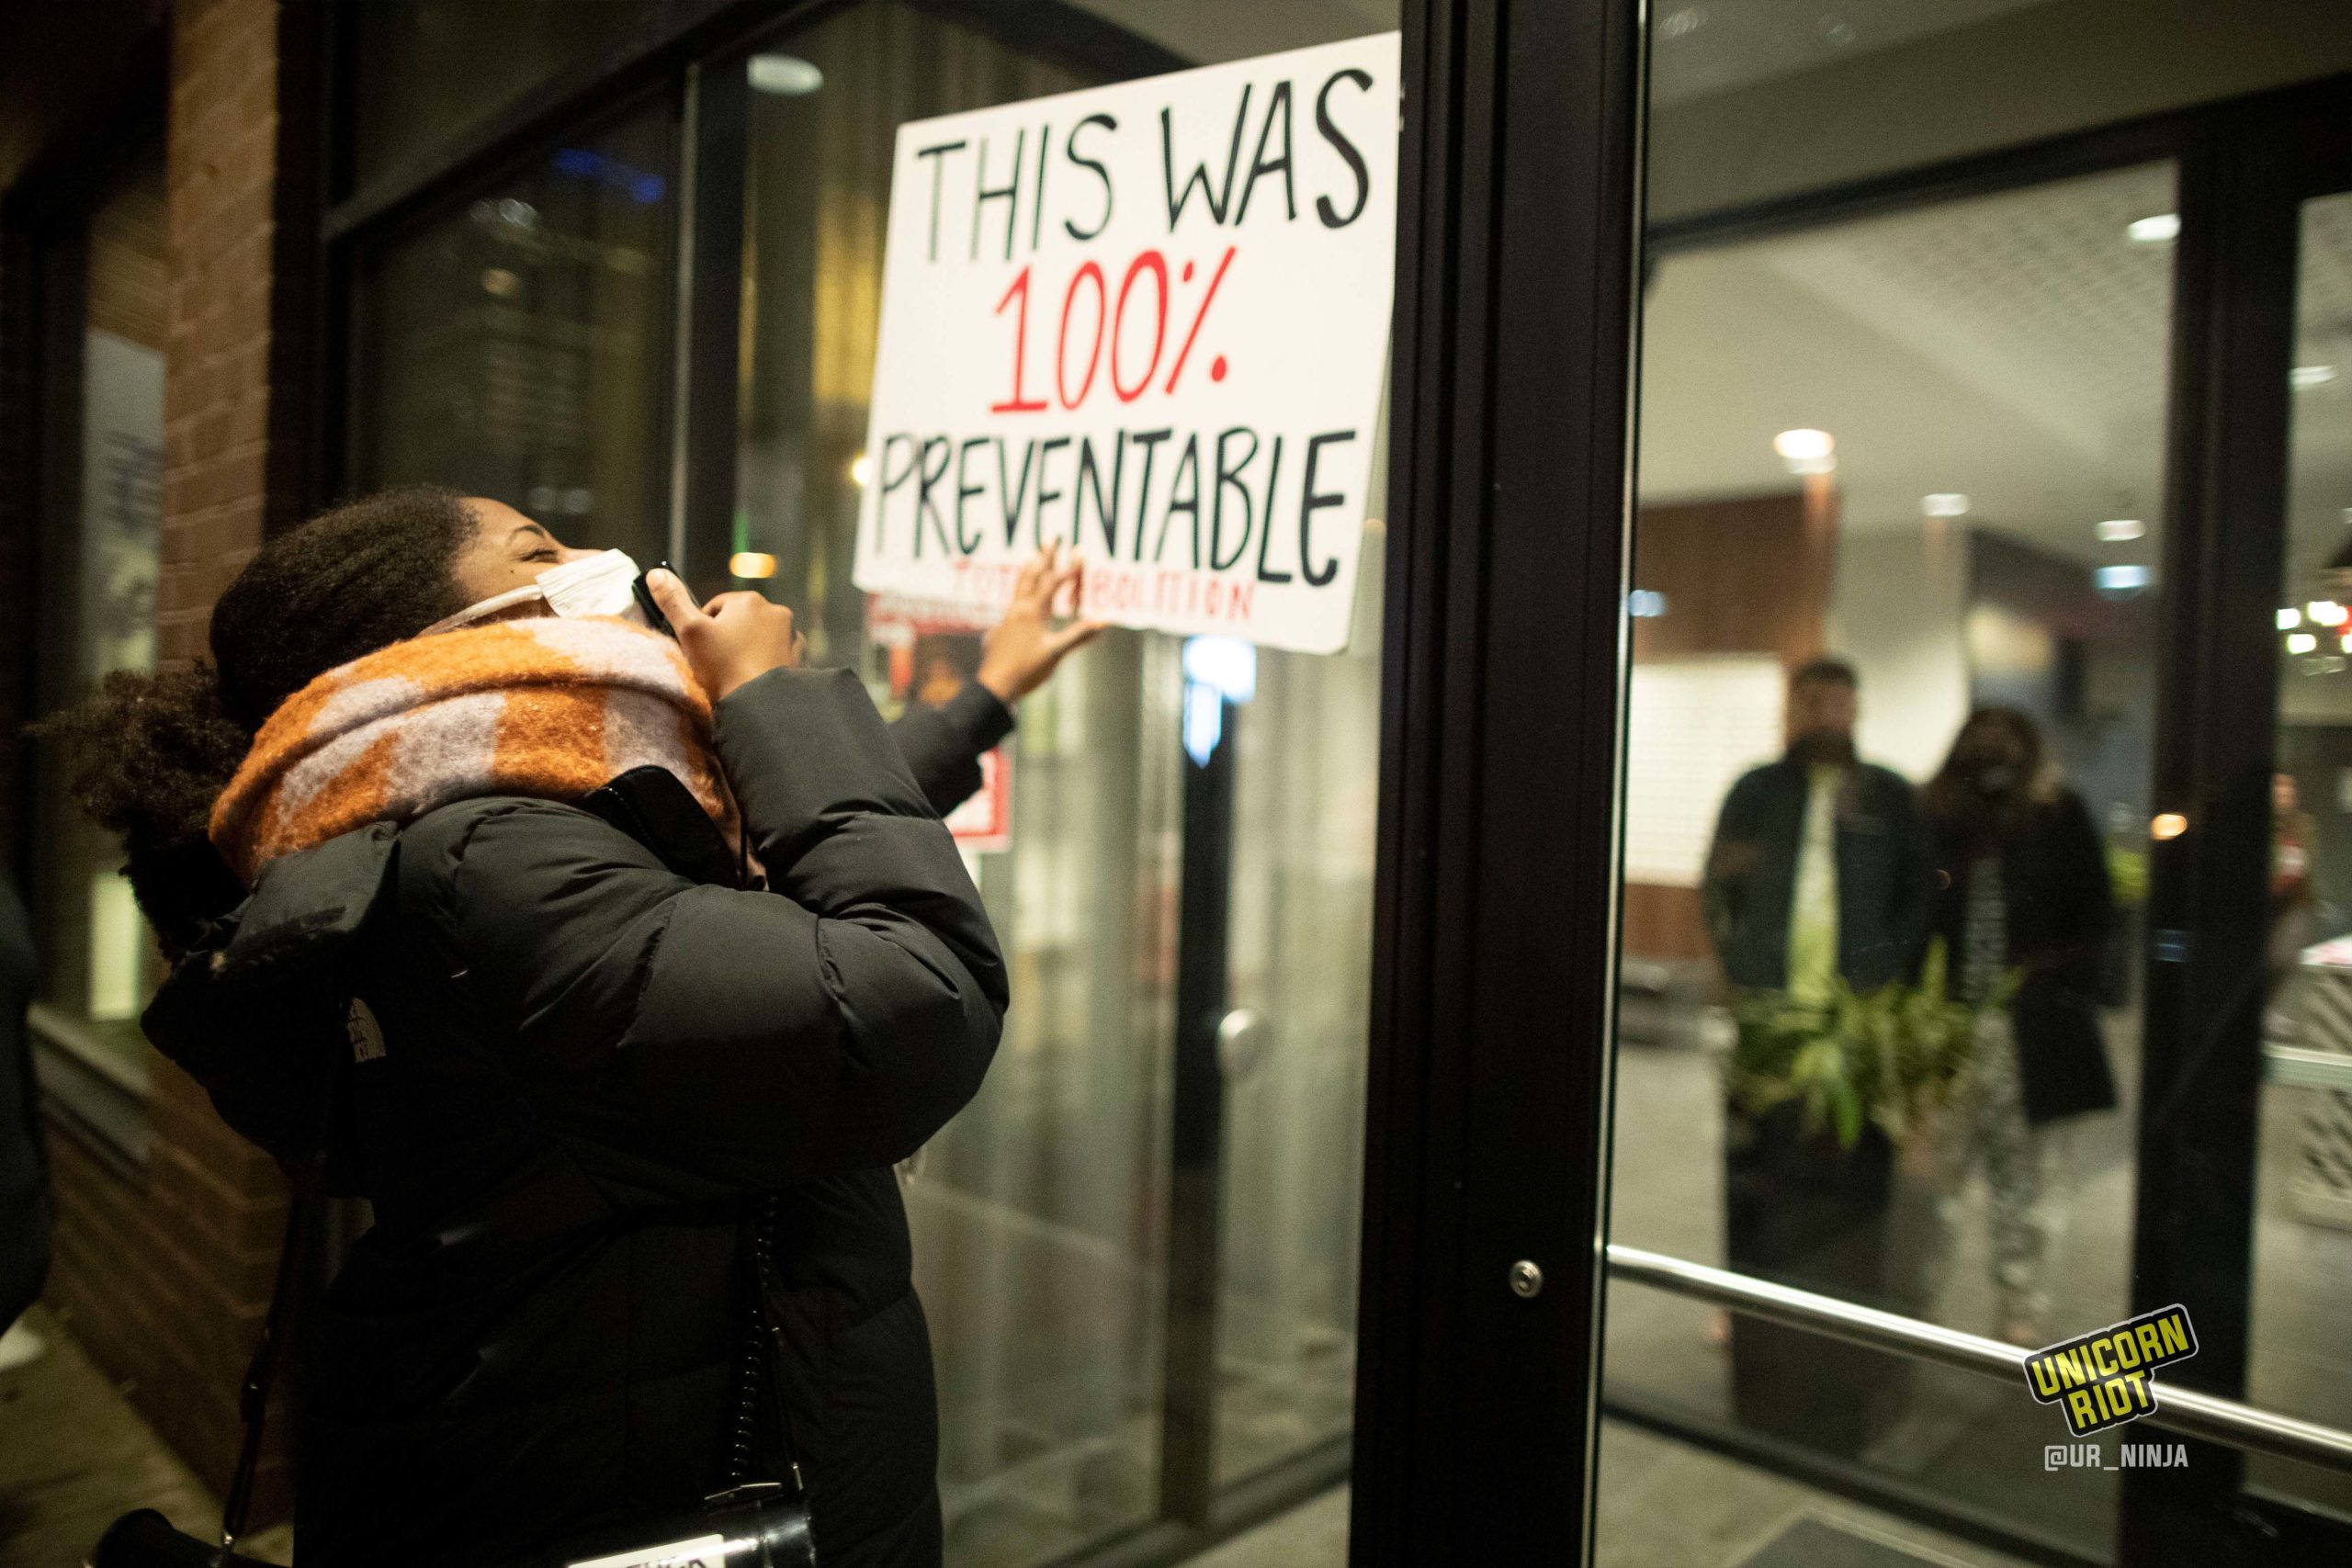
[37, 0, 321, 1524]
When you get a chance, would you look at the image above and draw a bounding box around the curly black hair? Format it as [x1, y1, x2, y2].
[38, 485, 480, 955]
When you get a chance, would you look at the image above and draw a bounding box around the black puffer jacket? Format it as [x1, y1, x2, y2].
[144, 670, 1012, 1568]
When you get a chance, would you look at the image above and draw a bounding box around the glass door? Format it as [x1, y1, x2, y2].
[1593, 73, 2352, 1568]
[2226, 83, 2352, 1562]
[696, 6, 1395, 1564]
[1601, 157, 2178, 1568]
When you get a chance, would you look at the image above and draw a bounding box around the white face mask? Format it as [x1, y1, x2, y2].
[422, 548, 649, 636]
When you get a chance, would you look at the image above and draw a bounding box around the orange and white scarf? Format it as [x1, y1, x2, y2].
[211, 616, 733, 885]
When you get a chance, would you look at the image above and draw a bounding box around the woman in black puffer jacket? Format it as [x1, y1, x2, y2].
[49, 487, 1096, 1567]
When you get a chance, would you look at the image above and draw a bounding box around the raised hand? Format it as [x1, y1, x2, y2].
[975, 542, 1107, 705]
[644, 570, 807, 701]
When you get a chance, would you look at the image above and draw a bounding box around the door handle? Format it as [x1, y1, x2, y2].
[1216, 1008, 1272, 1082]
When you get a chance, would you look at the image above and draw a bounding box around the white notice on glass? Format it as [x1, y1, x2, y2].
[854, 33, 1400, 655]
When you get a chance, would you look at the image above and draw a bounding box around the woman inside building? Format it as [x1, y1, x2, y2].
[49, 487, 1097, 1568]
[1919, 705, 2117, 1347]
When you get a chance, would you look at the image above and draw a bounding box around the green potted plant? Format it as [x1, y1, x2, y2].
[1724, 938, 2009, 1154]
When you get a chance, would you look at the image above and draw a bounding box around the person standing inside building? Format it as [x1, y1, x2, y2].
[1702, 655, 1933, 1455]
[1921, 707, 2116, 1346]
[46, 489, 1094, 1568]
[1702, 656, 1933, 1001]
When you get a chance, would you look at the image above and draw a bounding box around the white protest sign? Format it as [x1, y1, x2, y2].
[854, 33, 1399, 655]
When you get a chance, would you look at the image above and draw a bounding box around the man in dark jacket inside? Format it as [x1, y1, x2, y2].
[1702, 656, 1933, 999]
[1701, 655, 1934, 1456]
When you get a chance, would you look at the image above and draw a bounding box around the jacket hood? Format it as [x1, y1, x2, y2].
[143, 822, 400, 1183]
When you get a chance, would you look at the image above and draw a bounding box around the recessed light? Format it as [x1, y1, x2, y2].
[2152, 812, 2189, 840]
[748, 54, 824, 95]
[850, 453, 874, 488]
[2097, 565, 2150, 597]
[1773, 428, 1835, 474]
[2128, 213, 2180, 244]
[2311, 600, 2349, 626]
[2289, 632, 2320, 655]
[1921, 492, 1970, 517]
[1628, 590, 1668, 618]
[2279, 607, 2305, 630]
[2097, 518, 2145, 542]
[2291, 365, 2340, 389]
[730, 551, 779, 579]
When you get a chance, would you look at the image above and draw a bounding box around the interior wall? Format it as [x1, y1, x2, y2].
[1825, 525, 1969, 784]
[1623, 488, 1836, 964]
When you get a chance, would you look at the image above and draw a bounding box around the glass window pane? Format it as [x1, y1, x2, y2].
[2251, 185, 2352, 1523]
[349, 107, 677, 565]
[347, 0, 660, 189]
[1602, 160, 2176, 1566]
[712, 5, 1393, 1562]
[29, 157, 169, 1083]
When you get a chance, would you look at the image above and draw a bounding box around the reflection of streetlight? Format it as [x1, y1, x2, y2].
[850, 453, 873, 488]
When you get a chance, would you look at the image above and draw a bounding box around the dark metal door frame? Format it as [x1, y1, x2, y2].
[2127, 73, 2352, 1568]
[1351, 0, 1645, 1562]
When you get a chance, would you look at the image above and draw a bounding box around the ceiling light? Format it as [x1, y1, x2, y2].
[2312, 600, 2349, 627]
[1773, 428, 1835, 474]
[2279, 607, 2304, 630]
[850, 453, 873, 488]
[2128, 213, 2180, 244]
[730, 551, 778, 579]
[2097, 565, 2149, 594]
[2291, 365, 2340, 389]
[2151, 812, 2189, 840]
[1658, 6, 1708, 39]
[2097, 518, 2145, 542]
[2289, 632, 2320, 655]
[748, 54, 824, 95]
[1627, 590, 1668, 618]
[1921, 493, 1970, 517]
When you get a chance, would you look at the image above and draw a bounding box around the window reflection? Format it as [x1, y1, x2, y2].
[29, 158, 169, 1084]
[350, 109, 675, 564]
[717, 5, 1385, 1562]
[346, 0, 657, 190]
[2249, 186, 2352, 1524]
[1605, 162, 2176, 1564]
